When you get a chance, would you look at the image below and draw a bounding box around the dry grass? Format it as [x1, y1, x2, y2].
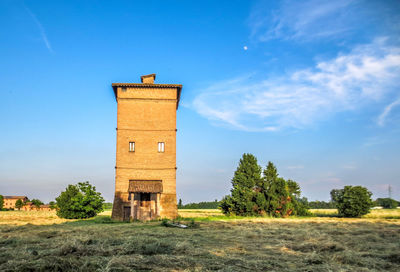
[178, 209, 222, 218]
[0, 210, 73, 226]
[0, 209, 399, 271]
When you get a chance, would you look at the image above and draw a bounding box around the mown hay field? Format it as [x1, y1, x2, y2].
[0, 209, 399, 271]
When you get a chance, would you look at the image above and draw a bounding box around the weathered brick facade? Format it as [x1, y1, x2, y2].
[111, 74, 181, 221]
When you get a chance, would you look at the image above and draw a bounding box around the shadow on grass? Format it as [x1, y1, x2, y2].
[58, 215, 194, 228]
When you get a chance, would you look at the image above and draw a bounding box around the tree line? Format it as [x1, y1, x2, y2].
[177, 197, 399, 210]
[1, 153, 397, 219]
[216, 153, 397, 218]
[178, 199, 220, 209]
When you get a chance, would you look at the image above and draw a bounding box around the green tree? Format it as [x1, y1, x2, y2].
[259, 162, 280, 215]
[15, 199, 24, 210]
[221, 155, 310, 217]
[220, 153, 261, 216]
[31, 199, 44, 209]
[0, 195, 3, 210]
[292, 196, 311, 216]
[375, 198, 398, 209]
[49, 201, 57, 209]
[287, 179, 301, 197]
[178, 198, 183, 209]
[331, 186, 373, 217]
[56, 181, 105, 219]
[258, 163, 309, 217]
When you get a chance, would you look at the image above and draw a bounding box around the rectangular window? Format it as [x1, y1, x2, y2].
[129, 142, 135, 152]
[158, 142, 165, 153]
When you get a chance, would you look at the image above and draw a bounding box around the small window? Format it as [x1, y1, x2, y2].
[140, 193, 151, 206]
[121, 87, 127, 92]
[129, 142, 135, 152]
[158, 142, 165, 153]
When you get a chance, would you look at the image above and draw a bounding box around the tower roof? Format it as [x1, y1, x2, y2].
[112, 74, 182, 109]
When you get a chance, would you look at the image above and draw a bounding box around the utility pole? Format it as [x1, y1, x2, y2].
[388, 185, 392, 199]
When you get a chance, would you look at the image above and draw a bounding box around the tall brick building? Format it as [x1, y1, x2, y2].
[111, 74, 182, 221]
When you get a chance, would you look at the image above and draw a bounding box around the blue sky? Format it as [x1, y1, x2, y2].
[1, 0, 399, 203]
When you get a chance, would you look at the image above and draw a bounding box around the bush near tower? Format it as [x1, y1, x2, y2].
[220, 153, 310, 217]
[331, 186, 373, 217]
[56, 181, 104, 219]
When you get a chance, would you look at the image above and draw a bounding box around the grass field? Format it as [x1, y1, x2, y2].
[1, 209, 399, 271]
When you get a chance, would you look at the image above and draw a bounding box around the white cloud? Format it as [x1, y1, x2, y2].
[377, 97, 400, 126]
[192, 39, 400, 131]
[24, 5, 53, 53]
[249, 0, 357, 42]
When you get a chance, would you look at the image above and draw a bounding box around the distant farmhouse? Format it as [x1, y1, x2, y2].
[111, 74, 182, 221]
[3, 196, 28, 209]
[21, 202, 53, 211]
[2, 196, 53, 211]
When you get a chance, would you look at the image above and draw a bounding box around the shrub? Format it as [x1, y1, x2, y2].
[0, 195, 3, 210]
[56, 181, 104, 219]
[331, 186, 373, 217]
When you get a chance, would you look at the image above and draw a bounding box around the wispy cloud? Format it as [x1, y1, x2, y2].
[362, 136, 386, 147]
[249, 0, 357, 42]
[192, 39, 400, 131]
[24, 5, 53, 53]
[286, 165, 304, 170]
[377, 97, 400, 126]
[342, 164, 357, 170]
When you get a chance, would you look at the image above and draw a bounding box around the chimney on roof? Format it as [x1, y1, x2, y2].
[141, 74, 156, 84]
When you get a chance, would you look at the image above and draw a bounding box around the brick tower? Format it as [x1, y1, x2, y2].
[111, 74, 182, 221]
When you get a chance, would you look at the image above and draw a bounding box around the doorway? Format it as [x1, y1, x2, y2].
[139, 193, 151, 220]
[130, 192, 160, 220]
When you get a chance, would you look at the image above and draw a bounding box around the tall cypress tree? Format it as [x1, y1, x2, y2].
[259, 162, 299, 217]
[220, 153, 261, 215]
[261, 162, 279, 215]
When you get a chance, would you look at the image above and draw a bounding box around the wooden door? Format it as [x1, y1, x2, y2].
[123, 206, 131, 221]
